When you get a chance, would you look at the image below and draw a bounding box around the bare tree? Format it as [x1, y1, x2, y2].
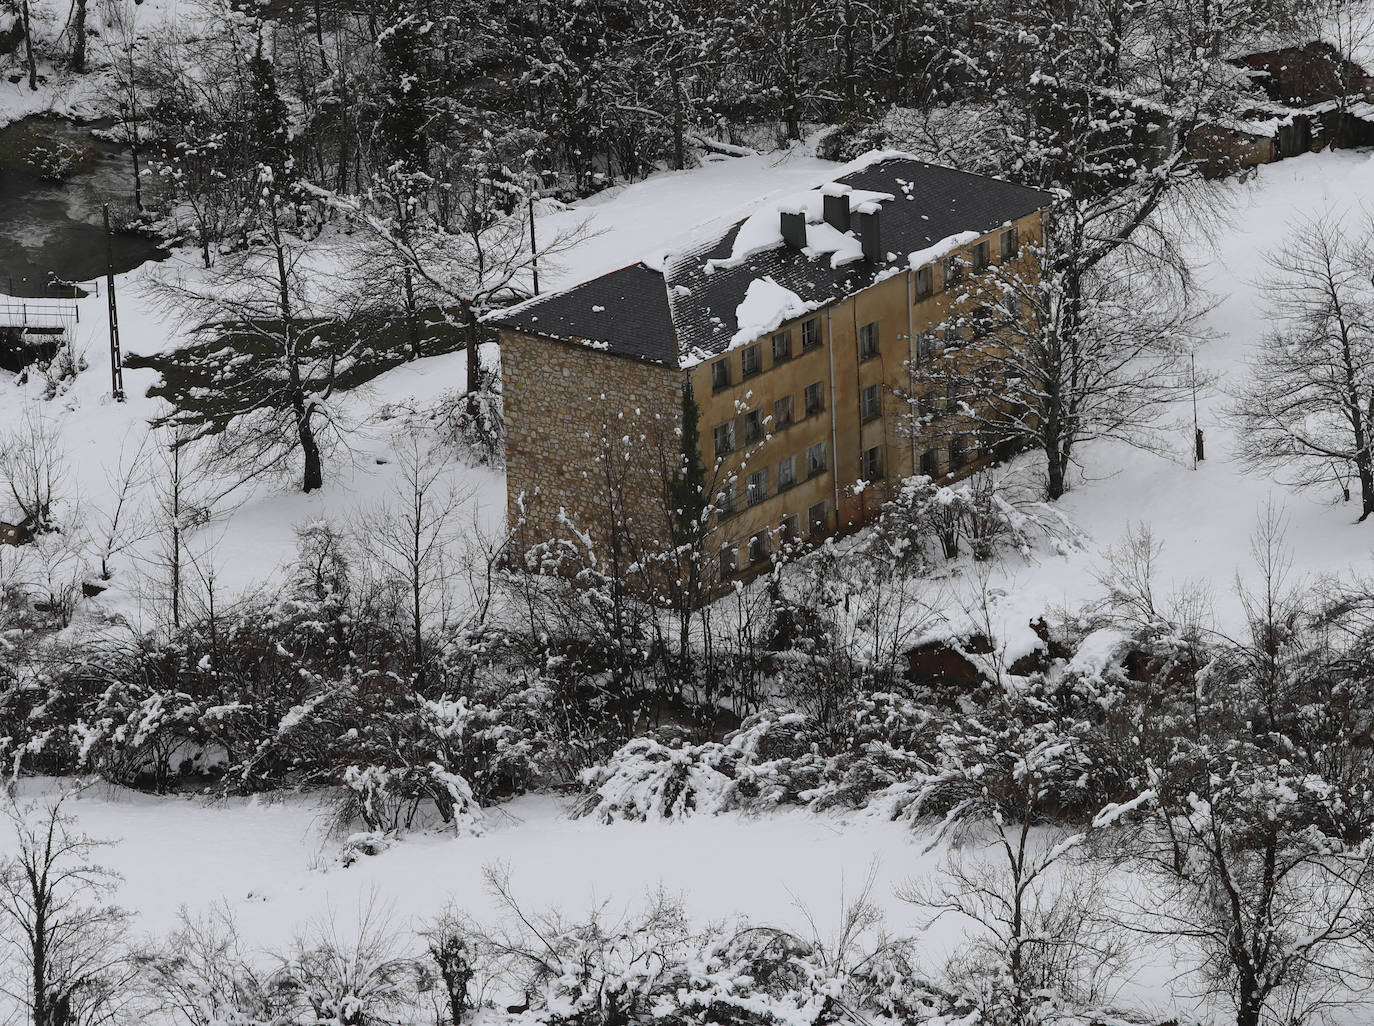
[1233, 216, 1374, 520]
[909, 240, 1204, 501]
[88, 429, 152, 582]
[274, 898, 421, 1026]
[147, 169, 367, 494]
[902, 748, 1150, 1024]
[355, 429, 472, 687]
[0, 408, 68, 534]
[135, 906, 287, 1026]
[0, 788, 133, 1026]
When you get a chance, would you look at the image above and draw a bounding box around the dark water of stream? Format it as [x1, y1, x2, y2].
[0, 115, 167, 297]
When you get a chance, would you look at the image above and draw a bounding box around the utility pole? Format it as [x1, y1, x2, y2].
[1191, 349, 1202, 467]
[103, 204, 125, 402]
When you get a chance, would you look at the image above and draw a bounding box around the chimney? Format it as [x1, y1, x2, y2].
[821, 183, 851, 232]
[780, 207, 808, 249]
[855, 202, 882, 261]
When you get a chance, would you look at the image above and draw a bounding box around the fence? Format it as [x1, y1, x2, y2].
[0, 296, 80, 337]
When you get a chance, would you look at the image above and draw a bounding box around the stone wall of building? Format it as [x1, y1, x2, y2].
[501, 330, 685, 565]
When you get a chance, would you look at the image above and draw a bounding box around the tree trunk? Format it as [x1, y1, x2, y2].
[20, 0, 38, 91]
[71, 0, 87, 72]
[465, 305, 480, 396]
[1357, 452, 1374, 521]
[1046, 449, 1067, 500]
[296, 394, 323, 492]
[669, 65, 685, 171]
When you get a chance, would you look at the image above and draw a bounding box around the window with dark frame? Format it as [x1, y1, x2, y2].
[772, 330, 792, 362]
[949, 433, 967, 470]
[747, 468, 768, 505]
[713, 421, 735, 456]
[744, 408, 764, 443]
[711, 357, 731, 392]
[917, 332, 935, 361]
[804, 381, 824, 417]
[859, 321, 879, 360]
[919, 449, 937, 477]
[861, 383, 881, 422]
[749, 531, 769, 564]
[1005, 293, 1023, 321]
[914, 265, 933, 299]
[808, 501, 828, 536]
[972, 240, 990, 271]
[946, 379, 961, 415]
[918, 392, 934, 420]
[944, 322, 965, 347]
[774, 395, 794, 428]
[741, 344, 762, 378]
[1001, 226, 1019, 259]
[718, 482, 736, 514]
[801, 318, 821, 350]
[720, 543, 738, 577]
[781, 513, 800, 542]
[862, 444, 884, 481]
[944, 254, 964, 289]
[778, 455, 797, 489]
[806, 441, 827, 478]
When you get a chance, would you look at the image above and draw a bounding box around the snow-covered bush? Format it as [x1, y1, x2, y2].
[575, 712, 824, 823]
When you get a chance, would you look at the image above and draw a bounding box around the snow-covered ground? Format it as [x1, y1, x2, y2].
[0, 777, 1195, 1022]
[7, 125, 1374, 1022]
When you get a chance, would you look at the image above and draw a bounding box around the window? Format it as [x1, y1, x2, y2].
[861, 383, 881, 422]
[859, 321, 879, 360]
[949, 434, 967, 470]
[781, 513, 800, 542]
[749, 531, 770, 564]
[747, 468, 768, 506]
[718, 482, 736, 514]
[918, 392, 934, 421]
[711, 357, 731, 392]
[916, 332, 935, 362]
[1000, 226, 1019, 260]
[713, 421, 735, 456]
[801, 318, 821, 350]
[1005, 293, 1023, 322]
[741, 344, 762, 378]
[804, 381, 825, 417]
[972, 240, 990, 271]
[720, 543, 738, 577]
[778, 455, 797, 489]
[862, 444, 884, 481]
[806, 441, 827, 478]
[919, 449, 937, 477]
[808, 501, 828, 537]
[944, 254, 964, 289]
[914, 265, 933, 299]
[744, 408, 765, 443]
[774, 395, 794, 428]
[944, 322, 965, 347]
[772, 330, 792, 363]
[946, 379, 961, 415]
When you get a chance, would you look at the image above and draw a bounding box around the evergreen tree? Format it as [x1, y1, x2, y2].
[669, 379, 706, 546]
[246, 33, 294, 189]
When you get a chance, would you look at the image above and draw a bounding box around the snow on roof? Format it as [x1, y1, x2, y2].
[489, 152, 1053, 369]
[729, 277, 825, 348]
[703, 186, 895, 274]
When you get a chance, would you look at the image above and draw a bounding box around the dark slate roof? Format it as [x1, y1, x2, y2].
[489, 262, 677, 365]
[488, 157, 1052, 370]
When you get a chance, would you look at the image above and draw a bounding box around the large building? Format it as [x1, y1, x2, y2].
[490, 153, 1051, 586]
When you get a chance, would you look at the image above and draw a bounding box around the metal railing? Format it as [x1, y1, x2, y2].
[0, 297, 79, 335]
